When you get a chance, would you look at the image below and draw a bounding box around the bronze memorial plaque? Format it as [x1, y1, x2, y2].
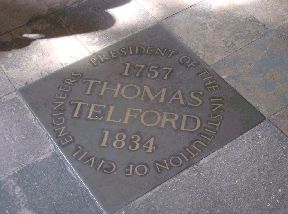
[20, 24, 265, 213]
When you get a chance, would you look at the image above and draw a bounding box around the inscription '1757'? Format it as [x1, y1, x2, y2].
[121, 62, 174, 80]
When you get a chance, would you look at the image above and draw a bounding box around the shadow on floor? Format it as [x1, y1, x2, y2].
[0, 0, 130, 51]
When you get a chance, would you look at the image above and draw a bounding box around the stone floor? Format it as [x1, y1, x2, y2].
[0, 0, 288, 213]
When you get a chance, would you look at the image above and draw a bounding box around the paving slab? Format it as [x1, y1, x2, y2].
[234, 0, 288, 29]
[136, 0, 202, 20]
[19, 24, 264, 213]
[0, 93, 53, 179]
[116, 167, 233, 213]
[0, 0, 48, 34]
[0, 67, 15, 97]
[271, 106, 288, 137]
[163, 0, 268, 65]
[195, 121, 288, 213]
[56, 0, 157, 53]
[0, 13, 89, 88]
[0, 152, 101, 214]
[213, 29, 288, 116]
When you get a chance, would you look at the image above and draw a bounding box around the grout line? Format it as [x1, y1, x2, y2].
[267, 113, 288, 139]
[206, 4, 274, 66]
[134, 0, 159, 21]
[52, 141, 107, 214]
[54, 0, 159, 56]
[0, 63, 17, 91]
[0, 0, 84, 36]
[235, 0, 288, 32]
[0, 65, 15, 88]
[269, 104, 288, 118]
[211, 29, 272, 66]
[0, 90, 16, 100]
[0, 0, 159, 56]
[211, 12, 272, 63]
[0, 23, 29, 37]
[267, 108, 288, 137]
[1, 2, 284, 213]
[0, 150, 54, 181]
[115, 119, 268, 213]
[135, 0, 205, 22]
[17, 88, 107, 213]
[54, 14, 91, 55]
[0, 92, 56, 181]
[161, 0, 206, 22]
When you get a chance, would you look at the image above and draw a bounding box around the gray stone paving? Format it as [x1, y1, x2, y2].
[118, 121, 288, 214]
[116, 167, 233, 214]
[163, 0, 269, 65]
[0, 14, 89, 88]
[0, 152, 101, 214]
[195, 121, 288, 213]
[212, 26, 288, 117]
[234, 0, 288, 29]
[0, 93, 53, 179]
[0, 0, 288, 213]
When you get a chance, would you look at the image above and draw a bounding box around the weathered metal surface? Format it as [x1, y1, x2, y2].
[20, 24, 265, 213]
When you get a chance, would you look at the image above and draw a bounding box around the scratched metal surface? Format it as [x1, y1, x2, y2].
[20, 24, 265, 213]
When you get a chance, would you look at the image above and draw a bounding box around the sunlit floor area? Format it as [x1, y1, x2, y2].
[1, 0, 288, 213]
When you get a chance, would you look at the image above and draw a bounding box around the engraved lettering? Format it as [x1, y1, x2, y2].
[60, 135, 74, 146]
[70, 101, 89, 118]
[87, 103, 106, 120]
[188, 91, 203, 107]
[54, 126, 68, 138]
[53, 101, 65, 111]
[123, 108, 142, 124]
[106, 105, 122, 123]
[103, 161, 117, 174]
[100, 81, 121, 97]
[154, 160, 170, 173]
[82, 79, 101, 95]
[160, 112, 178, 130]
[180, 114, 201, 132]
[54, 93, 67, 99]
[141, 86, 166, 103]
[121, 84, 141, 99]
[169, 90, 185, 105]
[169, 156, 183, 167]
[140, 110, 161, 127]
[58, 84, 71, 92]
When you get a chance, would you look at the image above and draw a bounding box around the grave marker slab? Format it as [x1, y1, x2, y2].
[20, 24, 265, 213]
